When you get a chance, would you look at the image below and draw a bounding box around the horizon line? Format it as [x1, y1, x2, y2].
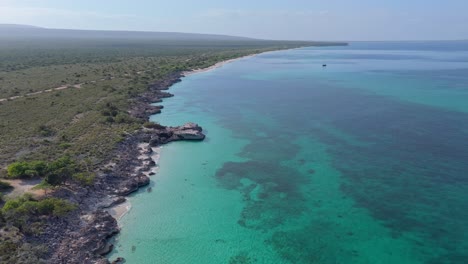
[1, 23, 467, 43]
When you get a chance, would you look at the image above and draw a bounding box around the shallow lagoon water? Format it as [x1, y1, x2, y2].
[110, 42, 468, 263]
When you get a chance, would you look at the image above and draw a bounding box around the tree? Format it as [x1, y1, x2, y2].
[32, 181, 53, 195]
[44, 156, 76, 186]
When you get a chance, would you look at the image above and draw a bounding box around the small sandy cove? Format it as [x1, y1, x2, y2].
[182, 54, 259, 76]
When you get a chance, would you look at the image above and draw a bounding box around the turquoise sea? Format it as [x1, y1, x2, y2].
[110, 42, 468, 264]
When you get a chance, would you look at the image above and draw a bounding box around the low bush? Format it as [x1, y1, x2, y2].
[72, 172, 95, 186]
[2, 194, 76, 223]
[6, 161, 47, 179]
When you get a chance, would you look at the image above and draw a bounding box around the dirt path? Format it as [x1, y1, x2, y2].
[3, 178, 45, 198]
[0, 83, 83, 102]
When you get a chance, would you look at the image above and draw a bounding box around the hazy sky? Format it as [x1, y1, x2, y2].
[1, 0, 467, 41]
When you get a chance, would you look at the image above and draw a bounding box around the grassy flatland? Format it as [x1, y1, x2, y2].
[0, 44, 309, 172]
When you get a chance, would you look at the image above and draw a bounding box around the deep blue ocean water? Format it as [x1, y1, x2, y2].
[110, 41, 468, 263]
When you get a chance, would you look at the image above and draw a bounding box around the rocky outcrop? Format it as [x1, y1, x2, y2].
[50, 210, 119, 264]
[129, 73, 181, 119]
[129, 104, 163, 119]
[113, 123, 205, 196]
[111, 257, 126, 264]
[116, 174, 150, 196]
[96, 196, 127, 210]
[149, 122, 205, 146]
[148, 73, 182, 91]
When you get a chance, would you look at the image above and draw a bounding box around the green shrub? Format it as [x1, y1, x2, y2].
[6, 161, 47, 179]
[59, 142, 72, 149]
[115, 112, 133, 124]
[0, 241, 19, 258]
[5, 156, 91, 186]
[72, 172, 95, 186]
[37, 125, 55, 137]
[2, 193, 34, 212]
[105, 116, 115, 123]
[7, 162, 29, 178]
[35, 198, 76, 216]
[2, 194, 76, 221]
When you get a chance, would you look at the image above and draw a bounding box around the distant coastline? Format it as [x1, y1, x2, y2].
[181, 46, 334, 76]
[182, 54, 259, 76]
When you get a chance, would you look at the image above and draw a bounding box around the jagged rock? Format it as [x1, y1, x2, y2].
[129, 105, 163, 119]
[148, 74, 182, 91]
[170, 123, 205, 141]
[116, 175, 150, 196]
[111, 257, 126, 264]
[140, 166, 151, 172]
[145, 146, 153, 154]
[95, 242, 113, 256]
[149, 122, 205, 146]
[96, 260, 112, 264]
[50, 210, 119, 263]
[88, 211, 119, 256]
[97, 196, 127, 209]
[178, 122, 203, 132]
[173, 129, 205, 140]
[137, 175, 150, 187]
[157, 91, 174, 98]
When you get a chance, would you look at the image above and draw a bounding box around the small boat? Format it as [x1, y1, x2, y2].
[322, 64, 327, 67]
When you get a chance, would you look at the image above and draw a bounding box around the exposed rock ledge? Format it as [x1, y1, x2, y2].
[149, 122, 205, 146]
[114, 122, 205, 197]
[50, 210, 119, 263]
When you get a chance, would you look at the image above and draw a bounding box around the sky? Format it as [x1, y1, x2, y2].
[0, 0, 467, 41]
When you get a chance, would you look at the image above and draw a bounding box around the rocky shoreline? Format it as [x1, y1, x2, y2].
[41, 51, 284, 263]
[40, 72, 206, 263]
